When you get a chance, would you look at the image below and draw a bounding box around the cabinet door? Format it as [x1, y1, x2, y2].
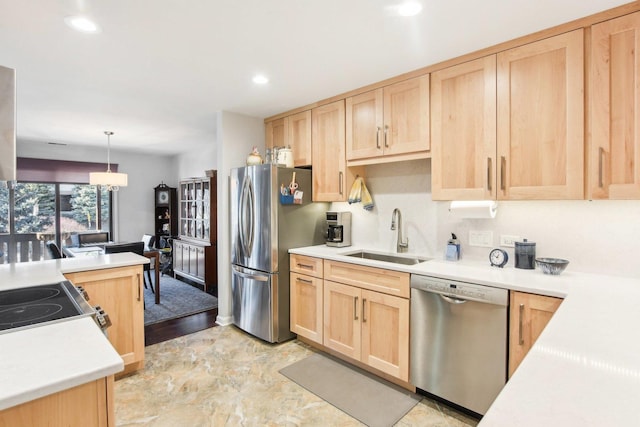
[590, 12, 640, 199]
[173, 241, 182, 272]
[509, 291, 563, 377]
[188, 245, 198, 277]
[312, 100, 348, 201]
[497, 29, 584, 200]
[196, 246, 205, 280]
[290, 272, 323, 344]
[431, 56, 497, 200]
[360, 289, 410, 381]
[265, 117, 288, 150]
[0, 377, 113, 427]
[323, 280, 361, 360]
[288, 110, 312, 166]
[64, 266, 144, 373]
[383, 74, 430, 156]
[346, 89, 384, 160]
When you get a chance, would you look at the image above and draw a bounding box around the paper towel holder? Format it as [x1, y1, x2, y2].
[448, 200, 498, 219]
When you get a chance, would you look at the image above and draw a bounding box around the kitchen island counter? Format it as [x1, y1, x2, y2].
[290, 245, 640, 426]
[0, 253, 148, 411]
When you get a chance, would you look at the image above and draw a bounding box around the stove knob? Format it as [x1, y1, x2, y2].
[94, 305, 112, 329]
[76, 286, 90, 301]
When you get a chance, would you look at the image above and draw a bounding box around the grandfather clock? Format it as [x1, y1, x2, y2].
[154, 183, 177, 245]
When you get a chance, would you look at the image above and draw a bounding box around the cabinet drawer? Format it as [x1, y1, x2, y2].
[290, 254, 323, 278]
[324, 260, 409, 298]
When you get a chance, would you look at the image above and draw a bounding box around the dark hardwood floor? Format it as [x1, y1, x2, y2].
[144, 307, 219, 346]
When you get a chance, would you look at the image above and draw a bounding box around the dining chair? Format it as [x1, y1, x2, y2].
[46, 241, 64, 259]
[142, 234, 155, 252]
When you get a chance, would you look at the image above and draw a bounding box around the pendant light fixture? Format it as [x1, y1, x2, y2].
[89, 131, 128, 191]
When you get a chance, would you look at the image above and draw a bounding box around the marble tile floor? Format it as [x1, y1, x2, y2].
[115, 325, 479, 427]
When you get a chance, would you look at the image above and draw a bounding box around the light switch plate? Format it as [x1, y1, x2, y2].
[500, 235, 521, 247]
[469, 230, 493, 247]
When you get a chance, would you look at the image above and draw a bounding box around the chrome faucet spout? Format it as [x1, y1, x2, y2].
[391, 208, 409, 253]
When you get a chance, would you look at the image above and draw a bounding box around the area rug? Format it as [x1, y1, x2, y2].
[280, 352, 421, 427]
[143, 275, 218, 325]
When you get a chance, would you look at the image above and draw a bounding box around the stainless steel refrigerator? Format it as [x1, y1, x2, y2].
[230, 165, 328, 343]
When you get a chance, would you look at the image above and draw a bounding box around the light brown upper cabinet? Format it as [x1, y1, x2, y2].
[265, 117, 287, 150]
[431, 56, 497, 200]
[346, 75, 430, 166]
[312, 100, 358, 201]
[589, 12, 640, 199]
[497, 29, 584, 200]
[288, 110, 312, 167]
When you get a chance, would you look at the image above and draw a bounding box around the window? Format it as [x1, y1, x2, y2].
[0, 158, 117, 263]
[0, 182, 112, 262]
[60, 184, 110, 243]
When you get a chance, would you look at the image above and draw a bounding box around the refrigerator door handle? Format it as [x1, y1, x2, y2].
[239, 175, 255, 256]
[232, 265, 269, 282]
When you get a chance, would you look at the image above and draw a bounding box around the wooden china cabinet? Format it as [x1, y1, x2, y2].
[173, 172, 218, 293]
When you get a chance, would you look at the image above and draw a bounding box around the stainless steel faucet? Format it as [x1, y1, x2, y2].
[391, 208, 409, 253]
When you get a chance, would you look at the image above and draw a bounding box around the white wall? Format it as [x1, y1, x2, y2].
[331, 159, 437, 255]
[334, 159, 640, 279]
[214, 111, 264, 325]
[17, 139, 176, 242]
[172, 111, 263, 325]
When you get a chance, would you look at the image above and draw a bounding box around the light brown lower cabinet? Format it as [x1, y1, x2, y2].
[289, 255, 324, 344]
[509, 291, 563, 377]
[64, 265, 145, 376]
[0, 376, 114, 427]
[323, 260, 410, 382]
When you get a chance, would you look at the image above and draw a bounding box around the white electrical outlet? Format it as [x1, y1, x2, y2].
[469, 230, 493, 247]
[500, 235, 521, 247]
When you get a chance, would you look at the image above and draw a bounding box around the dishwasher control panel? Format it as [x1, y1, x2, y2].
[410, 274, 508, 306]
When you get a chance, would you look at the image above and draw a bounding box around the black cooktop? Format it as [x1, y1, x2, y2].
[0, 282, 86, 332]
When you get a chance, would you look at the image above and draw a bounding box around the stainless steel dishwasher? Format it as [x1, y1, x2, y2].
[410, 274, 508, 416]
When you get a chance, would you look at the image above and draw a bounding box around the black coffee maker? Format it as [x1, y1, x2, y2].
[325, 211, 351, 247]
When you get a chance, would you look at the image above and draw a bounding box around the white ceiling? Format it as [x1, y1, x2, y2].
[0, 0, 631, 155]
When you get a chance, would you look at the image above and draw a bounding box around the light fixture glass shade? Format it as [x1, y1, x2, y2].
[90, 171, 128, 187]
[90, 130, 128, 191]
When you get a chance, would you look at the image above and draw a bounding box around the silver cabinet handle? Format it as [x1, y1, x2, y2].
[384, 125, 389, 148]
[518, 303, 525, 345]
[296, 277, 313, 284]
[354, 296, 359, 320]
[297, 263, 314, 270]
[362, 298, 367, 322]
[376, 126, 381, 149]
[598, 147, 605, 188]
[487, 157, 492, 192]
[500, 156, 506, 192]
[339, 171, 344, 195]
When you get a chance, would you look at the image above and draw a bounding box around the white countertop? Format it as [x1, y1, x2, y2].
[0, 253, 148, 411]
[290, 245, 640, 426]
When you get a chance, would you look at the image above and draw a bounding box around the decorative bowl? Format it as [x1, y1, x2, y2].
[535, 258, 570, 275]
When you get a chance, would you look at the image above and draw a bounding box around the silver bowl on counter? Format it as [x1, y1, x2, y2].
[535, 258, 570, 275]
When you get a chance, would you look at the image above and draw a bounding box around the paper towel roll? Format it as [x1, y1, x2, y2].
[449, 201, 497, 219]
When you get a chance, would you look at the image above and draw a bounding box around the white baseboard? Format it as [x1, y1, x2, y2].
[215, 315, 233, 326]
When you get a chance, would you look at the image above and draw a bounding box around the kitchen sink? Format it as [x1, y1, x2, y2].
[343, 250, 430, 265]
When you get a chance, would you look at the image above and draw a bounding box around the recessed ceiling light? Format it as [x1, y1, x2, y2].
[252, 74, 269, 85]
[397, 2, 423, 17]
[64, 15, 101, 33]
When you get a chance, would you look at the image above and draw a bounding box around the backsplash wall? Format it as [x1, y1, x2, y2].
[332, 160, 640, 278]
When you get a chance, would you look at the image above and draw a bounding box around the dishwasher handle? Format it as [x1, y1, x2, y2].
[440, 294, 467, 304]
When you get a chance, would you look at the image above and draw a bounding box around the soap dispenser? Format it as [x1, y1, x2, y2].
[445, 233, 461, 261]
